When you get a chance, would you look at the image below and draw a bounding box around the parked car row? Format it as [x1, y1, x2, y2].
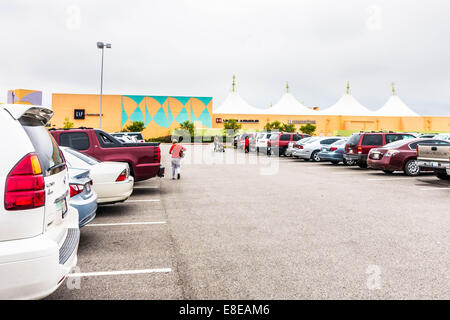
[0, 105, 164, 299]
[235, 130, 450, 177]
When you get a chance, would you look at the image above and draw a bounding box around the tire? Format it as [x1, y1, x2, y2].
[311, 151, 321, 162]
[382, 170, 394, 174]
[404, 159, 420, 176]
[435, 169, 450, 180]
[357, 162, 368, 169]
[331, 160, 339, 165]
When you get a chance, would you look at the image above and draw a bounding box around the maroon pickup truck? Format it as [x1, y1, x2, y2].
[50, 128, 164, 181]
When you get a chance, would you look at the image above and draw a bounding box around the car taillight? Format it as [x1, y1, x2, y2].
[154, 147, 161, 163]
[357, 146, 362, 154]
[330, 147, 337, 151]
[5, 153, 45, 210]
[116, 169, 128, 182]
[69, 184, 84, 198]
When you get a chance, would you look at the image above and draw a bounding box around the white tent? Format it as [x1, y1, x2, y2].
[373, 96, 419, 117]
[318, 82, 373, 116]
[264, 92, 317, 115]
[213, 91, 262, 114]
[318, 93, 374, 116]
[373, 85, 419, 116]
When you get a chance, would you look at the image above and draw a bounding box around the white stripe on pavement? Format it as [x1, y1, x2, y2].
[133, 186, 159, 189]
[367, 177, 415, 181]
[127, 199, 160, 202]
[86, 221, 166, 227]
[420, 187, 450, 191]
[67, 268, 172, 278]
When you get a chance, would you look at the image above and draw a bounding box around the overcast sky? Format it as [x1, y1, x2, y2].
[1, 0, 450, 115]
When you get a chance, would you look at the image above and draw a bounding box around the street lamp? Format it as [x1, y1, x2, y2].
[97, 41, 111, 129]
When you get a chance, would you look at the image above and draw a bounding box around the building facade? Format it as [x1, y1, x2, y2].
[50, 93, 213, 138]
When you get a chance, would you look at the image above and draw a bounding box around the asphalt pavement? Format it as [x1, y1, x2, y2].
[48, 144, 450, 299]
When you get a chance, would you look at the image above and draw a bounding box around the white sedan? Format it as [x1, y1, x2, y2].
[60, 146, 134, 204]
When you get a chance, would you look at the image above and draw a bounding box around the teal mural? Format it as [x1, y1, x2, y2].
[121, 95, 212, 129]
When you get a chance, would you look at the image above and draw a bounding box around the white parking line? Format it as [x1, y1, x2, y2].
[67, 268, 172, 278]
[367, 177, 416, 181]
[127, 199, 160, 202]
[86, 221, 166, 227]
[420, 187, 450, 191]
[333, 171, 369, 175]
[133, 186, 159, 189]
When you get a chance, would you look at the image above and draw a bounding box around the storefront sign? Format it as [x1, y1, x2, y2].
[288, 120, 316, 124]
[74, 109, 85, 119]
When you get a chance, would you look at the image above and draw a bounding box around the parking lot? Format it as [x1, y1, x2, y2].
[48, 144, 450, 299]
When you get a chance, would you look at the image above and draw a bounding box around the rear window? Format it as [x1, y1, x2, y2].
[60, 132, 90, 150]
[332, 139, 347, 146]
[22, 125, 65, 176]
[129, 133, 144, 140]
[65, 148, 99, 165]
[409, 139, 450, 150]
[270, 134, 280, 140]
[320, 138, 341, 145]
[293, 134, 302, 141]
[362, 134, 383, 146]
[347, 134, 361, 145]
[385, 134, 414, 144]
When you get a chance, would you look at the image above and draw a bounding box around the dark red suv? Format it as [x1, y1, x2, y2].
[268, 132, 310, 156]
[344, 132, 415, 168]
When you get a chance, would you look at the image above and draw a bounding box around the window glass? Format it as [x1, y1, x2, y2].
[347, 134, 361, 145]
[22, 125, 65, 176]
[293, 134, 301, 141]
[60, 132, 90, 150]
[384, 140, 408, 148]
[362, 134, 383, 146]
[320, 138, 340, 145]
[270, 134, 280, 140]
[65, 148, 99, 165]
[385, 134, 414, 144]
[280, 134, 291, 141]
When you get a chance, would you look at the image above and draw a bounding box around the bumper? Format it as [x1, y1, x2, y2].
[95, 176, 134, 204]
[367, 157, 400, 171]
[0, 206, 79, 300]
[293, 149, 311, 159]
[70, 191, 98, 228]
[344, 153, 367, 163]
[418, 160, 450, 170]
[318, 152, 343, 162]
[134, 163, 164, 181]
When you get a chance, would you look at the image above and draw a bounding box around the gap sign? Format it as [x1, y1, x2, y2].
[74, 109, 85, 120]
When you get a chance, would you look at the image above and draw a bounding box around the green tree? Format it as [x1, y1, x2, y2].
[223, 119, 242, 136]
[124, 121, 145, 132]
[300, 123, 316, 135]
[63, 117, 74, 129]
[179, 120, 195, 136]
[281, 123, 296, 132]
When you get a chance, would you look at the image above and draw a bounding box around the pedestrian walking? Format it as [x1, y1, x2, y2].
[214, 135, 219, 152]
[244, 136, 250, 153]
[169, 139, 186, 180]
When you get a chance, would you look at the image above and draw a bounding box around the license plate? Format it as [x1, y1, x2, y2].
[56, 198, 68, 219]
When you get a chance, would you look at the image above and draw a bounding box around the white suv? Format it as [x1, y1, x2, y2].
[0, 104, 80, 299]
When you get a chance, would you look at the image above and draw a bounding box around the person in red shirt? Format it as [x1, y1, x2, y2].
[244, 136, 250, 153]
[169, 139, 186, 180]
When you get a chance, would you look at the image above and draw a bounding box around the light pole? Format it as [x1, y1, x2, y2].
[96, 41, 111, 129]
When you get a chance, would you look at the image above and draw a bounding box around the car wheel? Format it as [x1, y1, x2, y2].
[357, 162, 368, 169]
[404, 159, 420, 176]
[331, 160, 339, 165]
[382, 170, 394, 174]
[435, 169, 450, 180]
[311, 151, 320, 162]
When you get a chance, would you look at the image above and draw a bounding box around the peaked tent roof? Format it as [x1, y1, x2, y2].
[213, 91, 262, 114]
[318, 94, 374, 116]
[373, 95, 419, 117]
[263, 92, 317, 115]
